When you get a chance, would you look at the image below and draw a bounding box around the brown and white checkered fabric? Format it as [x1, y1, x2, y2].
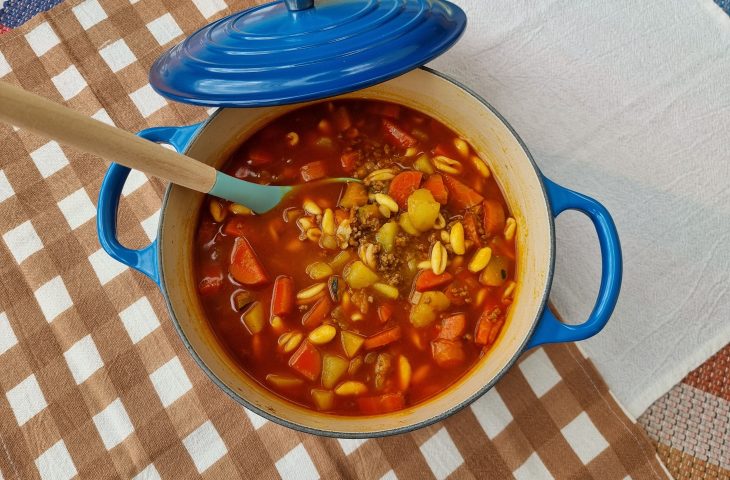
[0, 1, 670, 478]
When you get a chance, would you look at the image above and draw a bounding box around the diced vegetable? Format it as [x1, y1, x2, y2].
[266, 374, 304, 389]
[413, 154, 435, 174]
[247, 146, 274, 166]
[363, 326, 402, 350]
[482, 200, 505, 235]
[343, 260, 379, 289]
[230, 237, 269, 286]
[357, 204, 380, 224]
[241, 301, 265, 334]
[311, 389, 335, 410]
[302, 296, 332, 328]
[288, 340, 322, 381]
[321, 354, 349, 389]
[398, 356, 412, 391]
[442, 175, 484, 209]
[378, 303, 394, 323]
[463, 210, 482, 247]
[475, 308, 503, 346]
[339, 182, 368, 208]
[374, 353, 392, 390]
[271, 276, 294, 316]
[357, 393, 405, 414]
[340, 151, 360, 173]
[372, 282, 399, 299]
[407, 189, 440, 232]
[388, 171, 423, 209]
[382, 118, 417, 147]
[398, 212, 420, 235]
[232, 289, 255, 311]
[341, 331, 365, 358]
[306, 262, 334, 280]
[480, 255, 509, 287]
[300, 161, 327, 182]
[422, 174, 448, 205]
[410, 291, 451, 327]
[329, 250, 353, 272]
[334, 381, 368, 396]
[438, 313, 466, 340]
[415, 270, 454, 292]
[375, 221, 399, 253]
[431, 339, 465, 368]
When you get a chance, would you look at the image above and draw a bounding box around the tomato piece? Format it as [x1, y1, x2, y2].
[247, 147, 274, 166]
[422, 174, 448, 205]
[463, 210, 482, 247]
[357, 393, 405, 414]
[442, 175, 484, 210]
[271, 275, 294, 316]
[388, 171, 423, 209]
[229, 237, 269, 286]
[483, 200, 505, 235]
[475, 308, 503, 345]
[363, 326, 402, 351]
[433, 144, 450, 157]
[198, 265, 223, 295]
[378, 303, 394, 323]
[367, 103, 401, 119]
[332, 106, 352, 131]
[340, 150, 360, 173]
[431, 339, 465, 368]
[300, 161, 327, 182]
[438, 313, 466, 340]
[302, 296, 332, 328]
[382, 118, 417, 148]
[415, 270, 454, 292]
[288, 340, 322, 381]
[223, 217, 251, 237]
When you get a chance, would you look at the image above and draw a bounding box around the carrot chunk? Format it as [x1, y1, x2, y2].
[482, 200, 505, 235]
[415, 270, 454, 292]
[382, 118, 417, 148]
[223, 217, 251, 237]
[357, 392, 405, 414]
[288, 340, 322, 381]
[388, 171, 423, 209]
[229, 237, 269, 286]
[438, 313, 466, 340]
[247, 147, 274, 166]
[300, 161, 327, 182]
[431, 339, 465, 368]
[378, 303, 394, 323]
[422, 174, 448, 205]
[340, 150, 360, 173]
[363, 326, 402, 351]
[462, 210, 482, 247]
[442, 175, 484, 210]
[475, 308, 503, 346]
[302, 296, 332, 328]
[271, 275, 294, 316]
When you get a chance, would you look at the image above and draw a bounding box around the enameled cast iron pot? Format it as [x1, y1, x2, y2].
[97, 68, 622, 437]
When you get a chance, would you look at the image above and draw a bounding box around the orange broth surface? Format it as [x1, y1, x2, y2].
[193, 100, 517, 415]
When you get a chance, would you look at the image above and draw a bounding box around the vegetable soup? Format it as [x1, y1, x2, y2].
[194, 100, 517, 415]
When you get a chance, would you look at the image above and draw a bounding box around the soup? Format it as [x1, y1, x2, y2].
[193, 100, 517, 415]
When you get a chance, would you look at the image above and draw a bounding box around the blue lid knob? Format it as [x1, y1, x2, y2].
[149, 0, 467, 107]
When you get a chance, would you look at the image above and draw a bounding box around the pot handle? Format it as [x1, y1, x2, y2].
[96, 123, 203, 287]
[526, 176, 622, 349]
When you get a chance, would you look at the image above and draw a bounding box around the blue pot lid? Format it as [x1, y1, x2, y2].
[149, 0, 466, 107]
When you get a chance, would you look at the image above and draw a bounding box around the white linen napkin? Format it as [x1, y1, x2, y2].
[430, 0, 730, 416]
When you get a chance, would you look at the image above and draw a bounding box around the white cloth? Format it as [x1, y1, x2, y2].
[430, 0, 730, 416]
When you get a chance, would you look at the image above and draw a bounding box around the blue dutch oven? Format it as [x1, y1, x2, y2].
[97, 0, 621, 437]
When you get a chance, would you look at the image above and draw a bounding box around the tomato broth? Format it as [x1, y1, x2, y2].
[194, 100, 517, 415]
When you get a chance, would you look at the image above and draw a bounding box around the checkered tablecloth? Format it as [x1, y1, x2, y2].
[0, 1, 672, 479]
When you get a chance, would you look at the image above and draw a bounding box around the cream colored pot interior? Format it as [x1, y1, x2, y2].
[158, 68, 553, 435]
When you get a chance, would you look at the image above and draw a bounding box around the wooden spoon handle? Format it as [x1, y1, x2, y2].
[0, 81, 216, 193]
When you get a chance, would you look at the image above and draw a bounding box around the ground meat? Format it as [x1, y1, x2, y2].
[378, 252, 399, 270]
[368, 180, 387, 194]
[350, 289, 370, 314]
[382, 271, 403, 287]
[394, 233, 408, 247]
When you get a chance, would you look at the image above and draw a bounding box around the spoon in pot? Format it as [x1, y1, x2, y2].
[0, 81, 358, 213]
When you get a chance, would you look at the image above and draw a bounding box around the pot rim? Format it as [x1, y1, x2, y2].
[156, 67, 556, 438]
